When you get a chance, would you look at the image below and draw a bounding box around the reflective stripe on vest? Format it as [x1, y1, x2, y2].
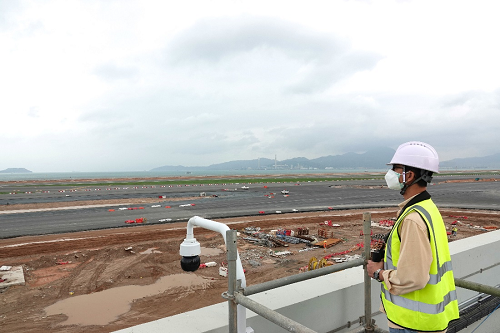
[382, 288, 457, 314]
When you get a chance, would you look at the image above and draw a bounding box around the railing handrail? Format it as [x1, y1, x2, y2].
[222, 213, 500, 333]
[455, 278, 500, 298]
[242, 257, 365, 296]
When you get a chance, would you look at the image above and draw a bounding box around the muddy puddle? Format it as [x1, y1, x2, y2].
[44, 273, 211, 326]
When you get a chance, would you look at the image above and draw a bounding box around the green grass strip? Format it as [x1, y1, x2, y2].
[6, 176, 383, 188]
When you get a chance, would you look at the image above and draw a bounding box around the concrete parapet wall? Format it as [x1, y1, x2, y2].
[449, 229, 500, 303]
[113, 230, 500, 333]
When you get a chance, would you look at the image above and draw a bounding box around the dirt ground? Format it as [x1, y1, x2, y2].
[0, 196, 206, 212]
[1, 204, 500, 333]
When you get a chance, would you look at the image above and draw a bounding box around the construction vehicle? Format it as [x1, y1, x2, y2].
[308, 257, 332, 271]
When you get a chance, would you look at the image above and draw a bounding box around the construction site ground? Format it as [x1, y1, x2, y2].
[1, 205, 500, 332]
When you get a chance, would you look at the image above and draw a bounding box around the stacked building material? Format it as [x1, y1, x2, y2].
[266, 236, 289, 247]
[295, 235, 317, 243]
[321, 238, 343, 248]
[297, 227, 309, 236]
[318, 228, 335, 239]
[277, 235, 301, 244]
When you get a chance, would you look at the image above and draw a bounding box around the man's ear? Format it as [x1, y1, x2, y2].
[405, 170, 415, 183]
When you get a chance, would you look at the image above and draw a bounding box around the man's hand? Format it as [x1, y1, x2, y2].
[366, 260, 384, 280]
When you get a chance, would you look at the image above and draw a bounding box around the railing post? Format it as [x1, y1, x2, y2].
[227, 229, 238, 333]
[363, 212, 374, 332]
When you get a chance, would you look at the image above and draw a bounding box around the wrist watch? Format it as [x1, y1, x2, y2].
[373, 269, 383, 282]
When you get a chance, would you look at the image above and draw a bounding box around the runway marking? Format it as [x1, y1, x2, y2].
[0, 203, 134, 215]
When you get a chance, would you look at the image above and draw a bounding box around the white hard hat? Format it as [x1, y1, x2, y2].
[388, 141, 439, 173]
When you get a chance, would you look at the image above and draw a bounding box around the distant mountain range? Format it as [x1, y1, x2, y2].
[151, 148, 500, 171]
[0, 168, 32, 174]
[440, 152, 500, 169]
[3, 150, 499, 174]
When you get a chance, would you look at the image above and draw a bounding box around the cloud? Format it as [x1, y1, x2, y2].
[165, 15, 381, 94]
[93, 63, 139, 81]
[28, 106, 40, 118]
[0, 1, 22, 28]
[2, 1, 500, 172]
[429, 89, 500, 158]
[167, 16, 338, 63]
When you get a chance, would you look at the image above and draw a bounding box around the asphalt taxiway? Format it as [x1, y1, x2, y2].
[1, 174, 499, 238]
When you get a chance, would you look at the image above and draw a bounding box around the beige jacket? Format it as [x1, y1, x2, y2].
[380, 195, 447, 333]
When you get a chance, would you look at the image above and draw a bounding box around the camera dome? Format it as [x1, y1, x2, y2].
[180, 255, 201, 272]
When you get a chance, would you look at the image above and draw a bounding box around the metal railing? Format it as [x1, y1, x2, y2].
[222, 212, 373, 333]
[218, 212, 500, 333]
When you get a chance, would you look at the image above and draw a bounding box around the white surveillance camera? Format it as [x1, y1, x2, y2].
[180, 237, 201, 272]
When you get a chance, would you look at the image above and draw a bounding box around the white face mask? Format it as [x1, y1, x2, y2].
[385, 169, 404, 190]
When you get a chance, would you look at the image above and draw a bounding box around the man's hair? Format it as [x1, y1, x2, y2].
[405, 166, 433, 187]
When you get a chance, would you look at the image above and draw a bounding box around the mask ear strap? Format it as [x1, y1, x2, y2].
[400, 166, 409, 195]
[400, 167, 427, 195]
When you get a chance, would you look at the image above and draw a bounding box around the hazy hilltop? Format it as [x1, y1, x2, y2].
[440, 152, 500, 169]
[151, 147, 396, 171]
[152, 148, 500, 171]
[0, 168, 32, 174]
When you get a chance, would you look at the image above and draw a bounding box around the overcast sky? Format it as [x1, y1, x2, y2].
[2, 0, 499, 172]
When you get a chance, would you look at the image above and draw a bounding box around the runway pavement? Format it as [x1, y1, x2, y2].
[1, 175, 499, 238]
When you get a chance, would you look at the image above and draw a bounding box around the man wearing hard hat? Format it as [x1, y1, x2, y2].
[367, 141, 459, 332]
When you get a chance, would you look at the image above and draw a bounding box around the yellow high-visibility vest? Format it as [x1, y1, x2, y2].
[381, 198, 459, 331]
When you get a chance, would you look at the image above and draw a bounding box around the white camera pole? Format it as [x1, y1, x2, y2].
[180, 216, 250, 333]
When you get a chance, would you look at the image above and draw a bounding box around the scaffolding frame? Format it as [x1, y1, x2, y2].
[220, 212, 500, 333]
